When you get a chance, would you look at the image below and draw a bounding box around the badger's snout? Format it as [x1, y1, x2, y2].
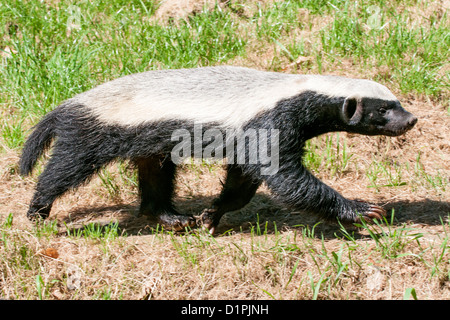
[399, 112, 418, 133]
[405, 114, 418, 129]
[384, 110, 418, 136]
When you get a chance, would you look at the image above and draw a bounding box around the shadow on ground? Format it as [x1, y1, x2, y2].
[56, 192, 450, 240]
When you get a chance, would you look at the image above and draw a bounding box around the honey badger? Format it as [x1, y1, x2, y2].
[19, 66, 417, 233]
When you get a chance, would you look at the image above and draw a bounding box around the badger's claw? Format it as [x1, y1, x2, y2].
[196, 208, 218, 235]
[155, 213, 196, 232]
[355, 203, 387, 223]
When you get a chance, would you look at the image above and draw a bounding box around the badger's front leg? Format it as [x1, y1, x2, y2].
[198, 165, 261, 234]
[135, 156, 195, 231]
[263, 160, 386, 224]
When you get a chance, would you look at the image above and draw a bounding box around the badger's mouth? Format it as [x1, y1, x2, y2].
[377, 115, 418, 136]
[377, 124, 415, 136]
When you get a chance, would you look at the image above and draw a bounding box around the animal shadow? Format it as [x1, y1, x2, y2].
[58, 194, 449, 239]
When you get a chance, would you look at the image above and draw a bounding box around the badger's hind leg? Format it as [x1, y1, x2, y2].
[135, 156, 195, 232]
[199, 165, 261, 234]
[27, 149, 105, 220]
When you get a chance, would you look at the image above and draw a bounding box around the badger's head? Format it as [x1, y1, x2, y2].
[339, 82, 417, 136]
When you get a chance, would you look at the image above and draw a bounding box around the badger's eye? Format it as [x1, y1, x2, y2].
[379, 107, 387, 115]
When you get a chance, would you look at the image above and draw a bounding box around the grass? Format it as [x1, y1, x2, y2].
[0, 0, 449, 300]
[1, 208, 449, 299]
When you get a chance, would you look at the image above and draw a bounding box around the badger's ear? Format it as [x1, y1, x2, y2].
[342, 97, 363, 125]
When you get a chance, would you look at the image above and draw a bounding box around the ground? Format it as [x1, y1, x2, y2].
[0, 0, 449, 300]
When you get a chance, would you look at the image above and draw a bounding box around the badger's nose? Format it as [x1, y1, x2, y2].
[407, 115, 418, 128]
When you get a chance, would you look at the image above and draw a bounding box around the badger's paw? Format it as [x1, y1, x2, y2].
[352, 200, 387, 224]
[196, 208, 219, 235]
[155, 213, 197, 232]
[27, 204, 51, 221]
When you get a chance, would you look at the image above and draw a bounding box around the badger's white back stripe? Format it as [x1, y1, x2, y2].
[74, 66, 397, 127]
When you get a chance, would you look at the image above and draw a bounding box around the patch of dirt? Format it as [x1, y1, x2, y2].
[1, 0, 449, 300]
[151, 0, 222, 24]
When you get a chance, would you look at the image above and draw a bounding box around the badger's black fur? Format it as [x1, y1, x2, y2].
[19, 66, 417, 233]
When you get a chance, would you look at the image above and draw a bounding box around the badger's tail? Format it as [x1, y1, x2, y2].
[19, 108, 59, 176]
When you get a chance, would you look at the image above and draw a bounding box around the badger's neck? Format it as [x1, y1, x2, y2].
[243, 91, 346, 143]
